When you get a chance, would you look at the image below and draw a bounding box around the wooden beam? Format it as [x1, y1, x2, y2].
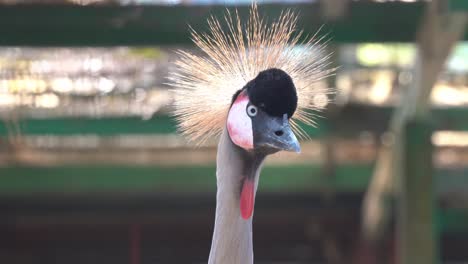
[362, 0, 468, 244]
[320, 0, 348, 21]
[400, 120, 436, 264]
[397, 9, 467, 262]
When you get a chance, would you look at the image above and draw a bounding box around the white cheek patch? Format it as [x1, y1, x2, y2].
[227, 93, 253, 150]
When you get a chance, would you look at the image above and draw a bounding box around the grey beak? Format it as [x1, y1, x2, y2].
[254, 114, 301, 153]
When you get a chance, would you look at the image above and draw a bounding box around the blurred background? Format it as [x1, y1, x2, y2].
[0, 0, 467, 263]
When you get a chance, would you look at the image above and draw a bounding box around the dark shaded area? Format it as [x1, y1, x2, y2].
[0, 193, 466, 263]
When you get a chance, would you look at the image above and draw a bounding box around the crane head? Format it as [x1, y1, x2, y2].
[168, 4, 334, 146]
[227, 68, 300, 154]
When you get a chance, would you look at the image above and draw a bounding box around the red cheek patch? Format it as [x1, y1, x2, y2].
[227, 92, 253, 150]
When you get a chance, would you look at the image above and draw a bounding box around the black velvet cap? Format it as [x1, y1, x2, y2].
[244, 68, 298, 118]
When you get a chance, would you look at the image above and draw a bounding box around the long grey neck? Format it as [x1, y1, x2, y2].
[208, 128, 264, 264]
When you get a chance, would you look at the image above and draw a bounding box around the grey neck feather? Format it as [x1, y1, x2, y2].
[208, 128, 264, 264]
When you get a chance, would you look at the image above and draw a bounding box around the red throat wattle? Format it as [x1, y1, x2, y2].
[240, 178, 255, 219]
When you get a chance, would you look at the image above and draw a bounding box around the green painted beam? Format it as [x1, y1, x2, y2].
[337, 105, 468, 134]
[0, 2, 449, 46]
[1, 105, 468, 137]
[439, 208, 468, 233]
[0, 115, 178, 136]
[1, 164, 468, 195]
[448, 0, 468, 12]
[0, 114, 327, 137]
[0, 164, 372, 195]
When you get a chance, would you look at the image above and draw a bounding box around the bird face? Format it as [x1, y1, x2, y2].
[226, 68, 300, 154]
[227, 68, 301, 220]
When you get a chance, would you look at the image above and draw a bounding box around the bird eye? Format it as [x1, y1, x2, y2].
[247, 105, 257, 117]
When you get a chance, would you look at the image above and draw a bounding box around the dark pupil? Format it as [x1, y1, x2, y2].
[250, 107, 256, 114]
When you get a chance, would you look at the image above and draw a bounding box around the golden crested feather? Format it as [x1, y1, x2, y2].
[168, 4, 334, 144]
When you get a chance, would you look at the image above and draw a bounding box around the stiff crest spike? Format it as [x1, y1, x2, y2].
[168, 4, 333, 145]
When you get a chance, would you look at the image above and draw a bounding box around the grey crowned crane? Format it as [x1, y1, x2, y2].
[168, 4, 333, 264]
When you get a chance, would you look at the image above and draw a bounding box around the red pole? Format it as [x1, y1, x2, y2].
[130, 224, 141, 264]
